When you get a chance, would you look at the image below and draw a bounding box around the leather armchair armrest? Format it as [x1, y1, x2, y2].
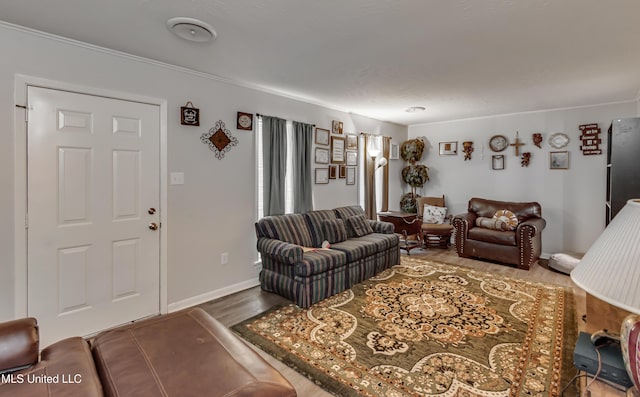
[517, 217, 546, 236]
[0, 318, 39, 373]
[369, 220, 395, 234]
[453, 212, 477, 229]
[257, 238, 303, 264]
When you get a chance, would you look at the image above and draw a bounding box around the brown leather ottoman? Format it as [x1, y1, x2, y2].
[91, 308, 296, 397]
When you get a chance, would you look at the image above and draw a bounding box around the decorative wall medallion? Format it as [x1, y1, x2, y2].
[237, 112, 253, 130]
[462, 141, 474, 160]
[489, 135, 508, 152]
[201, 120, 238, 159]
[180, 101, 200, 126]
[548, 133, 569, 149]
[521, 152, 531, 167]
[532, 133, 543, 148]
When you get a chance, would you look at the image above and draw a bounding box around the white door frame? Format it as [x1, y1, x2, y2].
[13, 74, 168, 318]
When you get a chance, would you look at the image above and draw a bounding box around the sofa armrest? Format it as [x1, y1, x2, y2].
[0, 318, 39, 374]
[517, 217, 546, 236]
[452, 212, 477, 229]
[368, 220, 394, 234]
[257, 238, 303, 264]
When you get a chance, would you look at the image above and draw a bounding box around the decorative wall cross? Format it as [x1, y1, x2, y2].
[510, 131, 525, 156]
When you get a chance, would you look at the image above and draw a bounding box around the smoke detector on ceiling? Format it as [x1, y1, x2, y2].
[166, 17, 217, 43]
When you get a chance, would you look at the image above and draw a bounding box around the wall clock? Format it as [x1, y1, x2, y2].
[237, 112, 253, 130]
[489, 135, 508, 152]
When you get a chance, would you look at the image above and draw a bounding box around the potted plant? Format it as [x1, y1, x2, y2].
[399, 138, 429, 212]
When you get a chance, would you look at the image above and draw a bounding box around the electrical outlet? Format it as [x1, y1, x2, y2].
[221, 252, 229, 265]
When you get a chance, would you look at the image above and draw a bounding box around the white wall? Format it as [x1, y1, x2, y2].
[408, 103, 637, 256]
[0, 24, 406, 321]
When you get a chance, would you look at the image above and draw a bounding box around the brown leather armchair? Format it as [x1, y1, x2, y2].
[452, 197, 546, 270]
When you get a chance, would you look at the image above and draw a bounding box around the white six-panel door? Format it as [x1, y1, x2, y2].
[27, 86, 160, 346]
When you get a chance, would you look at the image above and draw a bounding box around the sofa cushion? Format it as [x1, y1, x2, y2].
[476, 216, 508, 231]
[493, 209, 518, 230]
[468, 227, 517, 246]
[423, 205, 447, 224]
[304, 209, 339, 247]
[0, 337, 103, 397]
[321, 219, 348, 244]
[333, 205, 366, 220]
[92, 308, 296, 397]
[294, 249, 347, 276]
[345, 214, 374, 237]
[256, 213, 314, 247]
[330, 233, 396, 262]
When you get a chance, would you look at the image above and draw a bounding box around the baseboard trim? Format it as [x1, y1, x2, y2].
[167, 279, 260, 313]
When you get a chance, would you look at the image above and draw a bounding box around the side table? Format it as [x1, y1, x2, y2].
[378, 211, 422, 255]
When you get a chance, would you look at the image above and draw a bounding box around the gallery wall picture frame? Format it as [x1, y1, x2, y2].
[346, 134, 358, 150]
[315, 147, 329, 164]
[331, 136, 346, 164]
[439, 141, 458, 155]
[315, 168, 329, 184]
[492, 155, 505, 170]
[332, 120, 343, 135]
[339, 165, 347, 178]
[346, 151, 357, 166]
[180, 101, 199, 126]
[346, 167, 356, 185]
[315, 128, 330, 146]
[549, 151, 569, 169]
[236, 112, 253, 130]
[329, 165, 337, 179]
[390, 143, 399, 160]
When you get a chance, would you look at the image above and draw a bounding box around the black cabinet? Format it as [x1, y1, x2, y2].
[606, 117, 640, 224]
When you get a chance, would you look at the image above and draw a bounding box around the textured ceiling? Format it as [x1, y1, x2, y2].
[2, 0, 640, 125]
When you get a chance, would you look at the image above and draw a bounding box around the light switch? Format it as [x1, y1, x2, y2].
[170, 172, 184, 185]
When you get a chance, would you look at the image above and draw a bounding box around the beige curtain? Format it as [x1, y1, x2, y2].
[381, 137, 391, 212]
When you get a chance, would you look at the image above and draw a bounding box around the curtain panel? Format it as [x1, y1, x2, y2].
[262, 116, 287, 216]
[292, 121, 313, 213]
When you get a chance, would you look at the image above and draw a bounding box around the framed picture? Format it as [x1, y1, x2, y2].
[332, 120, 343, 135]
[346, 167, 356, 185]
[315, 147, 329, 164]
[549, 151, 569, 169]
[331, 136, 346, 164]
[236, 112, 253, 130]
[329, 165, 337, 179]
[346, 151, 357, 166]
[315, 128, 330, 146]
[492, 155, 505, 170]
[315, 168, 329, 184]
[390, 143, 399, 160]
[346, 134, 358, 150]
[439, 141, 458, 155]
[339, 165, 347, 178]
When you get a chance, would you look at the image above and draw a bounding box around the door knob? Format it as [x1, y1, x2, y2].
[149, 222, 159, 230]
[148, 208, 156, 215]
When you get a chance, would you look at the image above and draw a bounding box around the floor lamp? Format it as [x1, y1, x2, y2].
[571, 199, 640, 393]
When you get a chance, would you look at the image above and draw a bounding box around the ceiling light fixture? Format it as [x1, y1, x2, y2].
[405, 106, 426, 113]
[166, 17, 217, 43]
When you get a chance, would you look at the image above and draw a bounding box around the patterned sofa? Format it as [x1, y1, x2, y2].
[255, 206, 400, 308]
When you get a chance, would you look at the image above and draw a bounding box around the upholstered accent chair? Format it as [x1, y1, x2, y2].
[416, 195, 454, 248]
[452, 197, 546, 270]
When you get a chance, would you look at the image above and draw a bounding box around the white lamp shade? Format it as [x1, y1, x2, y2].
[571, 199, 640, 314]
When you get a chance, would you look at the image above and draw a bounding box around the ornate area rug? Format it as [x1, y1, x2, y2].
[233, 257, 577, 397]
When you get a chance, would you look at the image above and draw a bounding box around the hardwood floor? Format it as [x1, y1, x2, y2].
[198, 248, 628, 397]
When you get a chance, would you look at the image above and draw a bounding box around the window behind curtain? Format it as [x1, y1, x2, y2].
[256, 118, 294, 220]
